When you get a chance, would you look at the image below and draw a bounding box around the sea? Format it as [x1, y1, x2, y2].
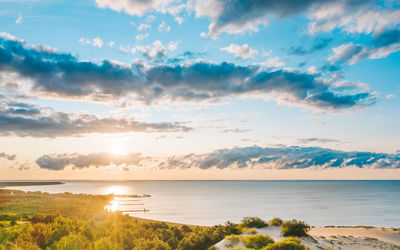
[3, 180, 400, 227]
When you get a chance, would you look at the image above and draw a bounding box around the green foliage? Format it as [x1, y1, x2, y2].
[240, 217, 268, 228]
[262, 237, 309, 250]
[281, 220, 310, 237]
[0, 189, 234, 250]
[241, 227, 257, 235]
[224, 234, 243, 248]
[269, 218, 283, 226]
[243, 234, 274, 249]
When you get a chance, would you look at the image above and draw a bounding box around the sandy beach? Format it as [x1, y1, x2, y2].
[214, 225, 400, 249]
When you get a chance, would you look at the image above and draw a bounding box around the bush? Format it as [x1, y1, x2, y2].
[240, 217, 268, 228]
[224, 221, 242, 235]
[281, 220, 310, 237]
[269, 218, 283, 226]
[224, 235, 243, 248]
[242, 227, 257, 235]
[262, 237, 309, 250]
[243, 234, 274, 249]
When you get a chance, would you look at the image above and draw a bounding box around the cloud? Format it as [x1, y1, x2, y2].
[288, 38, 333, 55]
[296, 137, 340, 144]
[36, 152, 146, 170]
[78, 36, 104, 48]
[136, 40, 177, 60]
[95, 0, 178, 16]
[145, 15, 156, 23]
[160, 146, 400, 170]
[16, 13, 23, 25]
[327, 28, 400, 66]
[220, 44, 258, 59]
[0, 152, 16, 160]
[136, 33, 149, 40]
[93, 0, 397, 39]
[259, 56, 285, 68]
[308, 2, 400, 35]
[0, 34, 376, 111]
[138, 23, 151, 31]
[0, 97, 191, 137]
[190, 0, 379, 38]
[107, 41, 115, 48]
[159, 21, 171, 32]
[36, 146, 400, 170]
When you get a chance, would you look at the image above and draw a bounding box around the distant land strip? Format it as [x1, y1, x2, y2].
[0, 181, 64, 187]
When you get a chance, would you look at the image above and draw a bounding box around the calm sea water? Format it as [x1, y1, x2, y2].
[3, 180, 400, 227]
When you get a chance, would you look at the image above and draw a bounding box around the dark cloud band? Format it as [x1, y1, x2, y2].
[36, 146, 400, 170]
[0, 35, 375, 110]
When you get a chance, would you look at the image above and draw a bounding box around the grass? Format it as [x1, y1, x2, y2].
[243, 234, 274, 249]
[240, 217, 268, 228]
[281, 219, 310, 237]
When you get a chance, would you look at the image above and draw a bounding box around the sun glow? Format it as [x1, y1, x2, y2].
[109, 140, 127, 155]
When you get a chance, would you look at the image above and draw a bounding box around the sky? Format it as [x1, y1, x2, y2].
[0, 0, 399, 180]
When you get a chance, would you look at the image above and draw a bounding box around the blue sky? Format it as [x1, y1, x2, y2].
[0, 0, 399, 179]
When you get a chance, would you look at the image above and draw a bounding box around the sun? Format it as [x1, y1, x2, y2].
[109, 140, 127, 155]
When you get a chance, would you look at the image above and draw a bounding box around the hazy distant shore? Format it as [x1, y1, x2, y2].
[0, 181, 64, 187]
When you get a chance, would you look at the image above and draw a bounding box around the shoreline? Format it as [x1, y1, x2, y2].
[1, 188, 399, 249]
[0, 181, 64, 187]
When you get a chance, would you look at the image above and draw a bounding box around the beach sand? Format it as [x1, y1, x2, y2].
[214, 226, 400, 249]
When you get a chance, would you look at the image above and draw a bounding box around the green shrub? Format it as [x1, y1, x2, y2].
[269, 218, 283, 226]
[243, 234, 274, 249]
[242, 227, 257, 235]
[281, 220, 310, 237]
[262, 237, 309, 250]
[224, 234, 243, 248]
[240, 217, 268, 228]
[224, 221, 242, 235]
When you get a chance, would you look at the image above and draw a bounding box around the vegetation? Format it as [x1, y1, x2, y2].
[268, 218, 283, 226]
[281, 219, 310, 237]
[224, 234, 243, 248]
[240, 217, 268, 228]
[241, 227, 257, 235]
[243, 234, 274, 249]
[0, 189, 240, 249]
[0, 182, 63, 188]
[262, 237, 309, 250]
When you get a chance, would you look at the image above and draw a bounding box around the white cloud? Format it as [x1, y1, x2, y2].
[136, 33, 149, 41]
[107, 41, 115, 48]
[307, 66, 318, 75]
[138, 23, 151, 31]
[78, 36, 104, 48]
[95, 0, 178, 16]
[260, 56, 285, 68]
[220, 44, 258, 59]
[16, 13, 23, 24]
[386, 94, 396, 99]
[136, 40, 178, 60]
[174, 16, 184, 24]
[308, 3, 400, 35]
[119, 44, 136, 54]
[328, 41, 400, 65]
[159, 21, 171, 32]
[145, 14, 156, 23]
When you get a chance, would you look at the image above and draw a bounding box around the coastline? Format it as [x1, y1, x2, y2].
[0, 188, 399, 249]
[0, 181, 64, 187]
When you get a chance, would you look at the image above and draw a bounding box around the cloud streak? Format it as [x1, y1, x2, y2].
[0, 96, 191, 137]
[36, 152, 146, 170]
[35, 146, 400, 170]
[0, 34, 376, 111]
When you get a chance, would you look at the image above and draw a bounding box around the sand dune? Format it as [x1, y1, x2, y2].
[214, 226, 400, 249]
